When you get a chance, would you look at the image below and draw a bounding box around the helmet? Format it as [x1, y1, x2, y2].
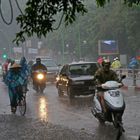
[36, 57, 41, 63]
[114, 57, 118, 61]
[20, 56, 27, 65]
[102, 60, 111, 72]
[20, 56, 26, 62]
[115, 57, 118, 60]
[102, 59, 111, 67]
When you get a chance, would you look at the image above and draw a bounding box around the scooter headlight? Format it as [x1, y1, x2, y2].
[37, 73, 44, 80]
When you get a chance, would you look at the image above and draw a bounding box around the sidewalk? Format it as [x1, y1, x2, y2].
[122, 79, 140, 90]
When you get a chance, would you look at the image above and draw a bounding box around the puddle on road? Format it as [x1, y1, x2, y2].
[58, 95, 93, 109]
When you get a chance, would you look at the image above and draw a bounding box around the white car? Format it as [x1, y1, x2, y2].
[41, 58, 59, 83]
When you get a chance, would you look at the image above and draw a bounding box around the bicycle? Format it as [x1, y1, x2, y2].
[12, 86, 27, 116]
[18, 87, 26, 116]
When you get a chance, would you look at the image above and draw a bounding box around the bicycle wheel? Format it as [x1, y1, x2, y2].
[19, 96, 26, 116]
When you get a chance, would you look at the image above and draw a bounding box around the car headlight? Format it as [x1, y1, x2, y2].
[56, 76, 60, 81]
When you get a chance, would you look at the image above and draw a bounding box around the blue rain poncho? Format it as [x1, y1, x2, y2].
[6, 69, 25, 107]
[128, 57, 139, 69]
[20, 57, 29, 77]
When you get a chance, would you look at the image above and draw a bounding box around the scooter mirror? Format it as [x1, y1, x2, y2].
[121, 75, 126, 79]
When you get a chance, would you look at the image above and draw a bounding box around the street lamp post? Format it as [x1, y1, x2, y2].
[82, 40, 87, 60]
[61, 32, 65, 65]
[78, 25, 88, 61]
[78, 22, 81, 60]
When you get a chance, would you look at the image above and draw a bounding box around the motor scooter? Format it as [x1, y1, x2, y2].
[91, 75, 126, 137]
[32, 69, 47, 93]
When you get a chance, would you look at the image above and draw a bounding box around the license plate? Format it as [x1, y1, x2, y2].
[89, 86, 95, 90]
[109, 91, 120, 97]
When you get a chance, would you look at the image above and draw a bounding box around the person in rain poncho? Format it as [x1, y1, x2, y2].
[20, 56, 29, 91]
[128, 57, 139, 69]
[6, 63, 25, 113]
[111, 57, 121, 69]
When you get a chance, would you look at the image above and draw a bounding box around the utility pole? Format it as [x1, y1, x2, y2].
[61, 32, 65, 65]
[78, 22, 81, 60]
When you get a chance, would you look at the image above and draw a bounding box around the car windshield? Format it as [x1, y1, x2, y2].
[42, 59, 57, 67]
[69, 63, 97, 76]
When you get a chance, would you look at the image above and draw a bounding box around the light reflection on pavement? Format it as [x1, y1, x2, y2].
[38, 96, 48, 122]
[0, 79, 140, 140]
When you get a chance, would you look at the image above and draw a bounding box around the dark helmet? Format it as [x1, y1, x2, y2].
[36, 57, 41, 63]
[36, 58, 41, 62]
[20, 56, 27, 65]
[20, 56, 26, 62]
[102, 59, 111, 66]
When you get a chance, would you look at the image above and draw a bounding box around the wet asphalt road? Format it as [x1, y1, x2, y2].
[0, 78, 140, 140]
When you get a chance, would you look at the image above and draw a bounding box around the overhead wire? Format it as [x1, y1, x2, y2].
[52, 12, 64, 30]
[0, 0, 13, 25]
[0, 0, 24, 25]
[14, 0, 24, 15]
[15, 0, 64, 31]
[0, 0, 64, 33]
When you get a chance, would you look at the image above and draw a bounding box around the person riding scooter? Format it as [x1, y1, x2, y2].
[94, 59, 119, 112]
[31, 58, 47, 91]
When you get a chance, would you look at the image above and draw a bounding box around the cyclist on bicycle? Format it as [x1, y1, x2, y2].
[6, 63, 26, 113]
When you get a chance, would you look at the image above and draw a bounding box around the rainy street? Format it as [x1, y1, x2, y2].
[0, 0, 140, 140]
[0, 77, 140, 140]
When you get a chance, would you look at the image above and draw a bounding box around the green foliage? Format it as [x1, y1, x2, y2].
[124, 0, 140, 6]
[96, 0, 110, 7]
[44, 0, 140, 59]
[14, 0, 140, 60]
[14, 0, 87, 45]
[95, 0, 140, 7]
[14, 0, 140, 45]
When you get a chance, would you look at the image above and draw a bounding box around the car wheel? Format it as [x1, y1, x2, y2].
[67, 87, 74, 99]
[58, 86, 64, 97]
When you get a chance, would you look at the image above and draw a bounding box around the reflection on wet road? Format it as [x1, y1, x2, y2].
[38, 96, 48, 122]
[0, 80, 140, 140]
